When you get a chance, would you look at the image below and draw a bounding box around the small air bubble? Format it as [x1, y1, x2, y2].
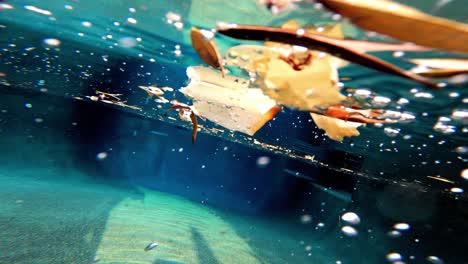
[96, 152, 108, 160]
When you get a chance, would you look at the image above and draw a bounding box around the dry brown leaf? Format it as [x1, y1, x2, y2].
[317, 0, 468, 53]
[180, 66, 280, 136]
[311, 113, 362, 141]
[414, 68, 468, 78]
[217, 24, 438, 88]
[190, 27, 225, 76]
[408, 58, 468, 70]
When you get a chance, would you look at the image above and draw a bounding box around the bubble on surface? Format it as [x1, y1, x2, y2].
[386, 252, 402, 262]
[394, 223, 410, 231]
[341, 212, 360, 225]
[341, 226, 358, 236]
[43, 38, 61, 47]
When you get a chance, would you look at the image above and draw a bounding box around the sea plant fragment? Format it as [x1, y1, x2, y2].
[179, 66, 281, 136]
[166, 100, 200, 144]
[217, 24, 439, 88]
[190, 27, 225, 76]
[313, 104, 395, 124]
[316, 0, 468, 53]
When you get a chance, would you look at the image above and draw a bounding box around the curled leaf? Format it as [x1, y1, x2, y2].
[180, 66, 280, 136]
[166, 100, 199, 144]
[190, 27, 225, 76]
[316, 0, 468, 53]
[217, 24, 438, 88]
[409, 58, 468, 78]
[311, 113, 362, 141]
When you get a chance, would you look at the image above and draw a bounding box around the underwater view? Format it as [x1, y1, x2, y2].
[0, 0, 467, 263]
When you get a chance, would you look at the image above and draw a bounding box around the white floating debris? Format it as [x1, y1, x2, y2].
[450, 187, 464, 193]
[394, 223, 410, 231]
[386, 252, 403, 262]
[341, 212, 360, 225]
[43, 38, 61, 47]
[341, 226, 358, 236]
[96, 152, 108, 160]
[24, 5, 52, 16]
[127, 17, 137, 24]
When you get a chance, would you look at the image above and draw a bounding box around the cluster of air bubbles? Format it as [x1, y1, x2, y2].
[165, 12, 183, 30]
[451, 109, 468, 125]
[383, 127, 401, 137]
[340, 212, 361, 237]
[372, 96, 392, 108]
[433, 116, 456, 134]
[174, 45, 182, 57]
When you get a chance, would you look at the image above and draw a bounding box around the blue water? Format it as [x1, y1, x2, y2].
[0, 1, 467, 263]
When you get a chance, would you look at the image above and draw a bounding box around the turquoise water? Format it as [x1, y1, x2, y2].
[0, 1, 467, 263]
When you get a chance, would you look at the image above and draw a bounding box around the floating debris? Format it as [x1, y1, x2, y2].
[166, 100, 200, 144]
[217, 24, 438, 88]
[144, 242, 158, 251]
[180, 66, 280, 136]
[341, 212, 360, 225]
[311, 113, 362, 141]
[427, 175, 454, 184]
[316, 0, 468, 53]
[191, 27, 225, 76]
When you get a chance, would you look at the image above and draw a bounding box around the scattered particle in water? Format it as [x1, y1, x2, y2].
[426, 256, 444, 264]
[129, 7, 136, 13]
[384, 127, 400, 137]
[450, 187, 463, 193]
[0, 3, 14, 9]
[174, 49, 182, 56]
[127, 17, 137, 24]
[81, 21, 92, 27]
[201, 165, 206, 169]
[178, 148, 183, 153]
[78, 32, 84, 37]
[452, 109, 468, 123]
[392, 51, 405, 57]
[64, 5, 73, 10]
[449, 92, 459, 98]
[24, 5, 52, 16]
[144, 242, 158, 251]
[341, 212, 360, 225]
[149, 58, 155, 63]
[433, 122, 456, 134]
[96, 152, 108, 160]
[300, 214, 312, 224]
[317, 222, 325, 228]
[34, 118, 43, 123]
[43, 38, 61, 47]
[256, 156, 270, 168]
[386, 252, 402, 262]
[24, 103, 32, 109]
[341, 226, 358, 236]
[387, 230, 402, 238]
[118, 37, 137, 48]
[394, 223, 410, 231]
[223, 146, 228, 151]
